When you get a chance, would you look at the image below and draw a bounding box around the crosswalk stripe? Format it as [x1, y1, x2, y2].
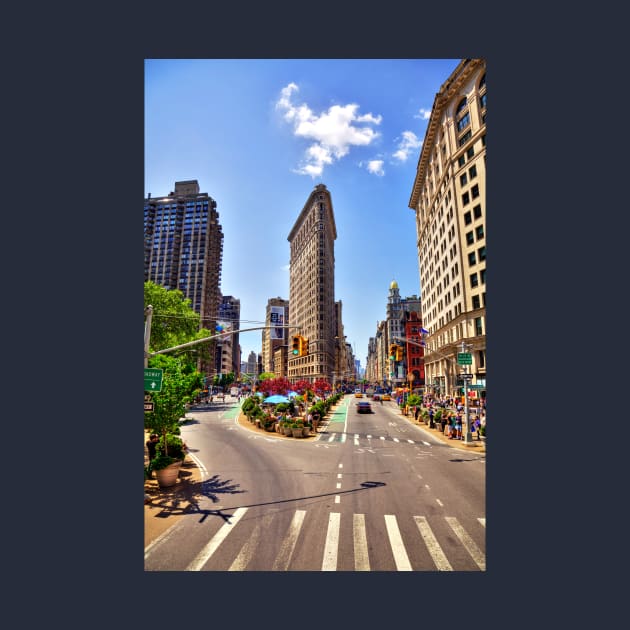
[380, 436, 385, 440]
[384, 514, 412, 571]
[393, 438, 400, 443]
[413, 516, 452, 571]
[445, 516, 486, 571]
[186, 507, 248, 571]
[340, 433, 347, 443]
[328, 434, 335, 442]
[322, 512, 341, 571]
[477, 517, 486, 527]
[272, 510, 306, 571]
[353, 514, 370, 571]
[407, 439, 414, 443]
[229, 513, 274, 571]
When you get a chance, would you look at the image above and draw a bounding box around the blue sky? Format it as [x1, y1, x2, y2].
[145, 58, 460, 367]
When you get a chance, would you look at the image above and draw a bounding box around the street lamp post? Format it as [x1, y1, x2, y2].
[460, 341, 474, 444]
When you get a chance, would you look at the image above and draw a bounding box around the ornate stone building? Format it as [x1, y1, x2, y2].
[408, 59, 486, 398]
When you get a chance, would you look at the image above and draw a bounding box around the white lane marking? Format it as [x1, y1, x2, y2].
[422, 441, 431, 446]
[445, 516, 486, 571]
[353, 513, 370, 571]
[407, 439, 414, 444]
[186, 507, 248, 571]
[367, 434, 372, 439]
[414, 516, 453, 571]
[187, 452, 208, 480]
[322, 512, 341, 571]
[380, 436, 386, 441]
[338, 463, 343, 469]
[337, 473, 342, 479]
[425, 484, 431, 490]
[436, 499, 444, 507]
[272, 510, 306, 571]
[478, 517, 486, 528]
[336, 483, 341, 489]
[328, 434, 335, 442]
[341, 433, 347, 443]
[228, 513, 274, 571]
[416, 474, 423, 480]
[354, 435, 360, 445]
[335, 495, 340, 504]
[384, 514, 412, 571]
[393, 438, 400, 443]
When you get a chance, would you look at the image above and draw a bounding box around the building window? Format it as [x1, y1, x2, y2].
[469, 164, 477, 179]
[475, 225, 484, 240]
[460, 173, 467, 186]
[480, 269, 486, 284]
[474, 317, 483, 336]
[472, 295, 480, 309]
[457, 112, 470, 132]
[462, 192, 470, 206]
[471, 184, 479, 199]
[477, 246, 486, 261]
[458, 155, 466, 168]
[466, 231, 474, 245]
[470, 273, 479, 288]
[459, 130, 472, 147]
[468, 252, 476, 265]
[467, 146, 475, 159]
[473, 204, 482, 219]
[480, 92, 487, 110]
[464, 211, 472, 225]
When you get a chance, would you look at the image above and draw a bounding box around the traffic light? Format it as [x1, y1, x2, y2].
[396, 346, 403, 361]
[389, 344, 397, 361]
[291, 335, 300, 355]
[300, 336, 309, 357]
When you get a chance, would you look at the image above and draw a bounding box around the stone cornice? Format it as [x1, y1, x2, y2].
[408, 59, 485, 210]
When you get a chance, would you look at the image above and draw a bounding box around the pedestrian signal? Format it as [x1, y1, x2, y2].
[300, 337, 309, 357]
[389, 344, 397, 361]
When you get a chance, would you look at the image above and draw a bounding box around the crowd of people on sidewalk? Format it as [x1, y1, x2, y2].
[405, 395, 486, 441]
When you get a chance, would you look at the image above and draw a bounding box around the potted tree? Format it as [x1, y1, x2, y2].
[144, 355, 200, 488]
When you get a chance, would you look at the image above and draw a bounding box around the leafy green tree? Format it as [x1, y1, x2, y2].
[144, 281, 214, 368]
[144, 355, 203, 456]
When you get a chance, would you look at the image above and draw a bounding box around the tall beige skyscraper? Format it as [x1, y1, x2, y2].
[287, 184, 337, 383]
[408, 59, 486, 398]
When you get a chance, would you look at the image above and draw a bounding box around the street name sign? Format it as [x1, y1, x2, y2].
[144, 402, 154, 412]
[461, 373, 473, 380]
[457, 352, 472, 365]
[144, 368, 163, 392]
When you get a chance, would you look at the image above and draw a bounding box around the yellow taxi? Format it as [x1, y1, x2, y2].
[382, 393, 391, 401]
[354, 390, 363, 398]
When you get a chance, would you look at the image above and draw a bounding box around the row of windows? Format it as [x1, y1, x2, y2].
[464, 204, 483, 225]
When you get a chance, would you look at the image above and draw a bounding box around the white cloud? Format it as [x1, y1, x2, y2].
[392, 130, 422, 162]
[366, 160, 385, 176]
[276, 83, 382, 177]
[414, 108, 431, 120]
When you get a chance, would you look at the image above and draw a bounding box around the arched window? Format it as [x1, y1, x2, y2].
[456, 97, 467, 115]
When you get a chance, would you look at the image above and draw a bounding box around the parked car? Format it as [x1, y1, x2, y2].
[356, 401, 372, 414]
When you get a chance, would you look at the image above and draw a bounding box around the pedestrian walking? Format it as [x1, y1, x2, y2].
[145, 433, 159, 477]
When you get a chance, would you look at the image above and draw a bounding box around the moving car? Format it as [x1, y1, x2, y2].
[356, 401, 372, 413]
[372, 394, 380, 401]
[354, 391, 363, 398]
[382, 394, 391, 401]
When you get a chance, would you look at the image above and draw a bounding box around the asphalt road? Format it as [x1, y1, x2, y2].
[144, 396, 485, 571]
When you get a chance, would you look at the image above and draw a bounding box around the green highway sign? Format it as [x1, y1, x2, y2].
[457, 352, 472, 365]
[144, 368, 163, 392]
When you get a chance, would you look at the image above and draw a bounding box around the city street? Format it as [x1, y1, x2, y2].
[144, 396, 485, 571]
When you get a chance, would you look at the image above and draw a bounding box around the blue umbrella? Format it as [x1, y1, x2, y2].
[287, 391, 298, 399]
[264, 394, 290, 404]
